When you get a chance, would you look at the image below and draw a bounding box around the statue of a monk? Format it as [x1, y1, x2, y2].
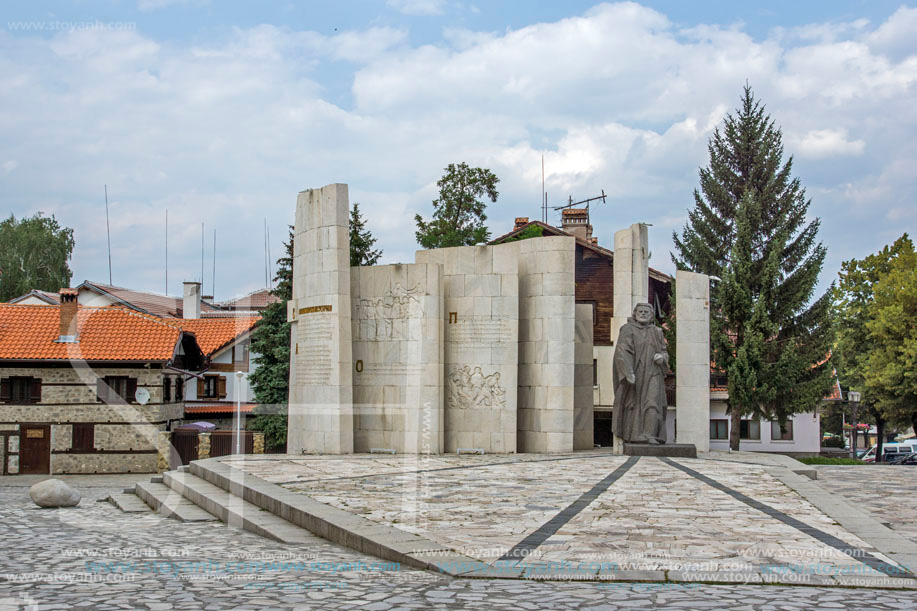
[612, 303, 670, 445]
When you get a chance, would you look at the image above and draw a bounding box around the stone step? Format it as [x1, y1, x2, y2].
[134, 481, 218, 522]
[162, 470, 323, 545]
[107, 492, 152, 513]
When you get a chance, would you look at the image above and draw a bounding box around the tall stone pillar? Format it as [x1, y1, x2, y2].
[287, 184, 354, 454]
[611, 223, 649, 453]
[675, 270, 710, 453]
[574, 304, 595, 450]
[612, 223, 649, 345]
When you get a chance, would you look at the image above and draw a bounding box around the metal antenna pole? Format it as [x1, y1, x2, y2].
[267, 223, 272, 288]
[165, 209, 168, 294]
[201, 222, 205, 290]
[212, 229, 216, 300]
[104, 185, 112, 284]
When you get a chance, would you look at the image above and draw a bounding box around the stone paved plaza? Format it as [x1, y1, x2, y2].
[2, 475, 917, 610]
[225, 452, 916, 588]
[818, 465, 917, 545]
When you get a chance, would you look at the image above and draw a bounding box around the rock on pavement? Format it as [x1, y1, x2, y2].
[29, 479, 81, 508]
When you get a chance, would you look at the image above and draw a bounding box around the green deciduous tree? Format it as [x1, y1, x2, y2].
[834, 234, 917, 460]
[415, 162, 499, 249]
[672, 86, 834, 450]
[247, 227, 293, 450]
[0, 213, 75, 302]
[349, 203, 382, 267]
[866, 239, 917, 434]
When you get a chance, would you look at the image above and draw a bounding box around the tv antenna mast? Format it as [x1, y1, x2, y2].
[551, 190, 607, 225]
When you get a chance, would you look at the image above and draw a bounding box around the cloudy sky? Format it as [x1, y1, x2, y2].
[1, 1, 914, 301]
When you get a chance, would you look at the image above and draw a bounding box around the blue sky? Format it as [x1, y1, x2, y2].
[1, 1, 915, 300]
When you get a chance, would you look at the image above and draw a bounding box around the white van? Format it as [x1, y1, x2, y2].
[861, 441, 917, 462]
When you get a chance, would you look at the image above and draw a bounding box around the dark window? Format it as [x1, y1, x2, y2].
[72, 423, 94, 451]
[97, 376, 137, 403]
[163, 377, 172, 403]
[175, 377, 184, 400]
[710, 419, 728, 440]
[740, 420, 760, 440]
[771, 421, 794, 441]
[200, 375, 222, 399]
[0, 377, 41, 403]
[592, 359, 598, 386]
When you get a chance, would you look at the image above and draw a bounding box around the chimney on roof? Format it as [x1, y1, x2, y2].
[183, 281, 201, 319]
[561, 208, 593, 241]
[58, 288, 79, 342]
[514, 217, 530, 231]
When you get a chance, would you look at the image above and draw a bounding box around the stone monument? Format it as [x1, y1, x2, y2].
[288, 183, 591, 455]
[613, 302, 697, 458]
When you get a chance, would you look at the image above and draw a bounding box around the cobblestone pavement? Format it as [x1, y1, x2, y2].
[2, 481, 917, 610]
[817, 465, 917, 544]
[228, 453, 909, 583]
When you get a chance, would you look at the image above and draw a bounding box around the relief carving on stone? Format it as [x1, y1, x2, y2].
[354, 282, 424, 341]
[448, 365, 506, 410]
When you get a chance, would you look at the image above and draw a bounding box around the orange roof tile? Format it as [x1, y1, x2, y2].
[0, 304, 184, 362]
[175, 317, 260, 356]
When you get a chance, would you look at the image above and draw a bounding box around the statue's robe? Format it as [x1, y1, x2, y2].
[612, 318, 670, 444]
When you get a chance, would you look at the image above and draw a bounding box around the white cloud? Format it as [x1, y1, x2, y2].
[386, 0, 447, 16]
[2, 160, 18, 175]
[792, 128, 865, 159]
[0, 3, 915, 295]
[137, 0, 207, 12]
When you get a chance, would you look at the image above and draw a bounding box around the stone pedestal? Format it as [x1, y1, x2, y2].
[675, 270, 711, 453]
[623, 443, 697, 458]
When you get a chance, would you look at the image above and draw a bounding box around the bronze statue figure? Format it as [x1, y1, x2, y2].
[612, 302, 670, 445]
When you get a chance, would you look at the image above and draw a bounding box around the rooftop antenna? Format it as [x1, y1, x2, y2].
[551, 190, 607, 226]
[104, 185, 112, 284]
[266, 222, 272, 289]
[165, 209, 168, 294]
[201, 222, 205, 293]
[212, 228, 216, 301]
[541, 155, 546, 223]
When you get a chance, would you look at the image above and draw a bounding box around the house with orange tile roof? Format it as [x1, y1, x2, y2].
[175, 284, 261, 427]
[0, 285, 261, 475]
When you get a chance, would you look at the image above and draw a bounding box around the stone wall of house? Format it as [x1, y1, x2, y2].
[0, 365, 187, 474]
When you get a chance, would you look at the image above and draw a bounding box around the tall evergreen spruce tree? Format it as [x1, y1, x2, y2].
[350, 203, 382, 267]
[672, 86, 834, 450]
[247, 227, 293, 450]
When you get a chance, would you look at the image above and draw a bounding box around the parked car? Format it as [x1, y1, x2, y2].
[887, 453, 917, 465]
[886, 452, 916, 465]
[861, 442, 917, 462]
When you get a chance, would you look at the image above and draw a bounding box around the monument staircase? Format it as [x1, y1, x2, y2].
[107, 457, 483, 574]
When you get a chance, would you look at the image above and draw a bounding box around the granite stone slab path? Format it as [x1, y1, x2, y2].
[1, 476, 917, 609]
[226, 451, 917, 588]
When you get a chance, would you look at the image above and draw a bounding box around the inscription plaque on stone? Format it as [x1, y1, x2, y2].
[296, 312, 333, 386]
[447, 317, 513, 344]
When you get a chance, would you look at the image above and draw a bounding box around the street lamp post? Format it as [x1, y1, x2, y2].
[234, 371, 245, 455]
[848, 391, 861, 459]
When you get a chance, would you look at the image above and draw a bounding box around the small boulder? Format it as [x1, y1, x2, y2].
[29, 479, 81, 508]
